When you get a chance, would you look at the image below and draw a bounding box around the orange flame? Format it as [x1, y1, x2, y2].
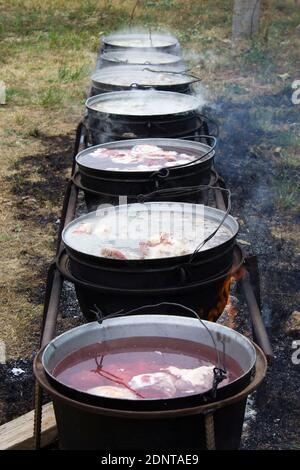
[207, 265, 247, 326]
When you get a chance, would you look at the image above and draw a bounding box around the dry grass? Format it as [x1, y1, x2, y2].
[0, 0, 299, 359]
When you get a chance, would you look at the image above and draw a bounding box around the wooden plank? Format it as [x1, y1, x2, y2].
[0, 402, 57, 450]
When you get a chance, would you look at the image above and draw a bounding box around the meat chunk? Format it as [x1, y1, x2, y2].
[167, 366, 228, 394]
[93, 223, 111, 238]
[129, 372, 177, 399]
[72, 222, 92, 235]
[101, 247, 127, 260]
[139, 233, 187, 259]
[87, 385, 136, 399]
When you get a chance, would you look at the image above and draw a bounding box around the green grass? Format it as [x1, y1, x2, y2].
[58, 65, 89, 83]
[35, 88, 63, 107]
[223, 83, 248, 95]
[0, 234, 12, 243]
[6, 87, 32, 104]
[271, 128, 300, 148]
[280, 149, 300, 168]
[274, 175, 300, 212]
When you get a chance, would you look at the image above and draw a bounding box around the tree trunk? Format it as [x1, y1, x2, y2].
[232, 0, 261, 40]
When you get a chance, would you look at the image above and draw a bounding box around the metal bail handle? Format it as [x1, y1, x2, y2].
[129, 82, 152, 90]
[148, 135, 217, 185]
[90, 301, 227, 381]
[189, 185, 231, 264]
[136, 183, 230, 206]
[141, 66, 202, 85]
[135, 184, 232, 265]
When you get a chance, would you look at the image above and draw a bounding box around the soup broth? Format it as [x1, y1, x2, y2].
[79, 144, 201, 172]
[65, 204, 233, 260]
[93, 70, 190, 87]
[53, 336, 243, 400]
[105, 37, 175, 48]
[89, 92, 200, 116]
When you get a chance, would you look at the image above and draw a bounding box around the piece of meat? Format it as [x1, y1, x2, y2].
[129, 372, 177, 399]
[139, 233, 187, 259]
[166, 365, 228, 394]
[93, 223, 111, 238]
[72, 222, 92, 235]
[91, 148, 128, 158]
[101, 247, 127, 260]
[87, 385, 137, 399]
[131, 144, 163, 156]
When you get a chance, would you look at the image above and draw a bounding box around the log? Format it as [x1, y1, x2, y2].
[232, 0, 261, 39]
[0, 403, 57, 450]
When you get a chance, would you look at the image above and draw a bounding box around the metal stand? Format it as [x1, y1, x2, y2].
[32, 46, 272, 447]
[33, 120, 273, 448]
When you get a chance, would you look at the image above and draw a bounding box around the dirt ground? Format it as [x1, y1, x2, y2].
[0, 0, 299, 450]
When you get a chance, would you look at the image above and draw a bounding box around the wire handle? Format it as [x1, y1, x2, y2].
[150, 136, 217, 183]
[136, 184, 231, 265]
[140, 66, 202, 85]
[89, 301, 227, 385]
[147, 135, 216, 189]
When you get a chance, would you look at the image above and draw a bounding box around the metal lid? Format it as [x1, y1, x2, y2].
[86, 90, 202, 117]
[91, 66, 194, 88]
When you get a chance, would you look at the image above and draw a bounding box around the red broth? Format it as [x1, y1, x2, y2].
[53, 337, 243, 400]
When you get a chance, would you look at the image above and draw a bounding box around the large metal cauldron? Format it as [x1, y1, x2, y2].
[57, 203, 240, 320]
[85, 90, 204, 144]
[101, 33, 179, 54]
[100, 50, 184, 69]
[90, 66, 195, 95]
[34, 314, 267, 450]
[73, 138, 216, 210]
[57, 246, 242, 321]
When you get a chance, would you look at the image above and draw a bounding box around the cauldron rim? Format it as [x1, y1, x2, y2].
[57, 246, 242, 295]
[75, 138, 214, 177]
[62, 202, 239, 266]
[36, 316, 261, 413]
[85, 90, 201, 120]
[100, 50, 182, 66]
[91, 66, 194, 89]
[35, 322, 266, 415]
[102, 33, 178, 51]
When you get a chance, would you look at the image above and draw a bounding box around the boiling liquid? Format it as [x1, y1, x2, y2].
[90, 91, 199, 116]
[94, 70, 190, 87]
[54, 337, 243, 400]
[65, 205, 233, 260]
[79, 145, 198, 172]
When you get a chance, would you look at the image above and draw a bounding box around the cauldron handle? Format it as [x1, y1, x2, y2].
[137, 184, 231, 263]
[92, 301, 227, 386]
[146, 136, 217, 189]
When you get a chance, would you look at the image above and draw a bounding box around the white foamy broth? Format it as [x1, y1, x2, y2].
[90, 92, 199, 116]
[53, 337, 243, 400]
[103, 51, 180, 65]
[65, 204, 232, 260]
[79, 144, 202, 172]
[106, 37, 175, 48]
[94, 69, 190, 87]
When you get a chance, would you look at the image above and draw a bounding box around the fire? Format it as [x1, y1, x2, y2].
[207, 265, 247, 327]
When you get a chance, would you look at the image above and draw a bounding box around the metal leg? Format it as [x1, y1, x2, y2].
[240, 272, 273, 362]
